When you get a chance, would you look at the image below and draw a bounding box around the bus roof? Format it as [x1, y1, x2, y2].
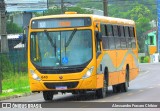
[31, 13, 135, 26]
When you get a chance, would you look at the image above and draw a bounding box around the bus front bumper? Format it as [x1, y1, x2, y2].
[29, 75, 98, 92]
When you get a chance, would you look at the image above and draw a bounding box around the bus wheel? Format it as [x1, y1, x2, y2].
[96, 67, 108, 98]
[112, 85, 121, 93]
[43, 91, 54, 101]
[122, 68, 129, 92]
[96, 78, 107, 98]
[112, 85, 117, 93]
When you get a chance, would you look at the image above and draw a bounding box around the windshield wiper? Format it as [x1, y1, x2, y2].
[44, 30, 56, 56]
[44, 30, 56, 48]
[65, 28, 77, 47]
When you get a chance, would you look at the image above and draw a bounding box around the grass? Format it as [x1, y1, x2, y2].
[0, 72, 31, 99]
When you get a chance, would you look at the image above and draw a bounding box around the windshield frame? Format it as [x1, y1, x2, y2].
[29, 29, 93, 69]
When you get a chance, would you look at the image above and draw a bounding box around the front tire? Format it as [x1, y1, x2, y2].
[43, 91, 54, 101]
[96, 79, 107, 98]
[96, 67, 108, 98]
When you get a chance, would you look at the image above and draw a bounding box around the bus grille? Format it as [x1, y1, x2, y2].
[38, 67, 84, 74]
[44, 82, 79, 89]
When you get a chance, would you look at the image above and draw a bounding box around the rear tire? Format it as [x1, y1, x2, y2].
[43, 91, 54, 101]
[113, 68, 129, 93]
[112, 84, 121, 93]
[122, 68, 129, 92]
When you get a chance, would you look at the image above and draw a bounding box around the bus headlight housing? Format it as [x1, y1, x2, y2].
[82, 66, 94, 79]
[30, 69, 41, 81]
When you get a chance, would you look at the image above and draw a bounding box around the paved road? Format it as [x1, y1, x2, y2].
[1, 63, 160, 110]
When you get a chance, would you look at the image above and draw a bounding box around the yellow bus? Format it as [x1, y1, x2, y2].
[27, 12, 139, 100]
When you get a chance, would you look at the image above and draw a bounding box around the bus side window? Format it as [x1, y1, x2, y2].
[113, 25, 118, 37]
[95, 30, 101, 57]
[108, 25, 115, 49]
[101, 24, 109, 50]
[129, 27, 136, 48]
[125, 26, 131, 48]
[100, 24, 107, 36]
[107, 25, 113, 36]
[115, 26, 121, 49]
[120, 26, 126, 49]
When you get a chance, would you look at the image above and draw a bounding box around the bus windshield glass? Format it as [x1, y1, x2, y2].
[30, 30, 92, 67]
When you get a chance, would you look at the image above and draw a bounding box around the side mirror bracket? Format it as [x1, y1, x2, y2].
[95, 31, 102, 41]
[21, 26, 28, 44]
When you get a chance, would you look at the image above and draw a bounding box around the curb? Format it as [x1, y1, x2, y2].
[0, 92, 33, 101]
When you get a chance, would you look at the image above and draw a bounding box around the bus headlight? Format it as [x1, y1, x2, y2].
[82, 66, 94, 79]
[30, 69, 41, 81]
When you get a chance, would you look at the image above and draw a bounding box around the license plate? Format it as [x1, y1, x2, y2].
[55, 86, 67, 90]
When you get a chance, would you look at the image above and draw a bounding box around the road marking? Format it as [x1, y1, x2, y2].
[143, 71, 149, 74]
[138, 90, 144, 92]
[148, 87, 154, 89]
[114, 97, 120, 99]
[28, 99, 44, 102]
[99, 100, 107, 102]
[81, 105, 88, 108]
[127, 93, 133, 96]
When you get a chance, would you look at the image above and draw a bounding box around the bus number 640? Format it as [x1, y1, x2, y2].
[41, 76, 48, 79]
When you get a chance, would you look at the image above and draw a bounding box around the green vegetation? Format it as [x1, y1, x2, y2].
[78, 0, 156, 53]
[139, 56, 150, 63]
[0, 54, 30, 99]
[2, 73, 29, 91]
[109, 1, 155, 53]
[0, 72, 30, 99]
[35, 6, 92, 16]
[77, 0, 103, 10]
[7, 22, 23, 34]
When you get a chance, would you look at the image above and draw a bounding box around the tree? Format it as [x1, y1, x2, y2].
[35, 6, 93, 16]
[127, 4, 152, 52]
[77, 0, 103, 10]
[109, 2, 153, 52]
[66, 6, 92, 14]
[6, 22, 23, 34]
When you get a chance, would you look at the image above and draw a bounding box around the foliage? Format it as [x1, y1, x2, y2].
[109, 2, 153, 53]
[66, 6, 93, 14]
[35, 6, 93, 17]
[6, 22, 23, 34]
[139, 56, 150, 63]
[77, 0, 103, 10]
[0, 72, 30, 99]
[0, 53, 28, 80]
[2, 72, 29, 90]
[0, 54, 13, 73]
[0, 52, 29, 98]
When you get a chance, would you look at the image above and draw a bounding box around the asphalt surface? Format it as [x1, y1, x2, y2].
[1, 63, 160, 110]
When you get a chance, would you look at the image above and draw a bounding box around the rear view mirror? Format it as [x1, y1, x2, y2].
[95, 31, 102, 41]
[22, 26, 28, 44]
[22, 30, 26, 44]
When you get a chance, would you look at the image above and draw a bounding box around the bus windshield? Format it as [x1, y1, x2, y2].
[30, 29, 92, 67]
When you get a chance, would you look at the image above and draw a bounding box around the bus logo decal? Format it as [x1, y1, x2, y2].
[59, 76, 63, 79]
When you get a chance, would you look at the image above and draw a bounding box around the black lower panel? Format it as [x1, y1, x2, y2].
[44, 82, 79, 89]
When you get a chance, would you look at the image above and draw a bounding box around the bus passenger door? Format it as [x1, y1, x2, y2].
[95, 30, 104, 89]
